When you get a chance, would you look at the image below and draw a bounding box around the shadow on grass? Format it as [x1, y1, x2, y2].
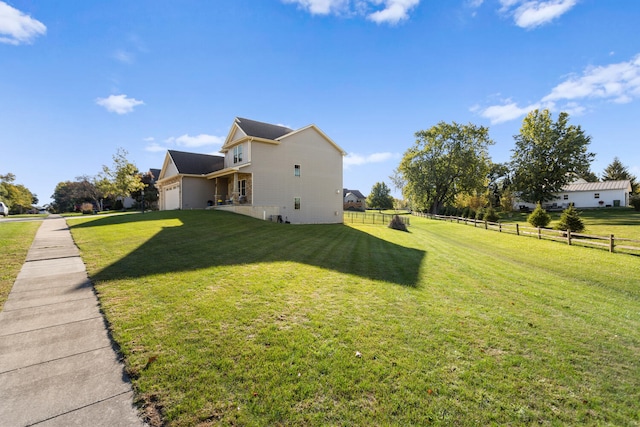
[70, 210, 426, 287]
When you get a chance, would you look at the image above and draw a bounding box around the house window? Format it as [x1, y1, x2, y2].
[294, 164, 300, 177]
[294, 197, 301, 210]
[233, 145, 243, 163]
[238, 179, 246, 196]
[563, 194, 569, 200]
[594, 193, 600, 199]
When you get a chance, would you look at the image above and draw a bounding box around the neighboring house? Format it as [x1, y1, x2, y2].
[343, 189, 366, 211]
[156, 117, 346, 224]
[515, 179, 633, 210]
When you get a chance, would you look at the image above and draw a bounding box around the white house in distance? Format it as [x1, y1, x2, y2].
[516, 178, 633, 210]
[155, 117, 346, 224]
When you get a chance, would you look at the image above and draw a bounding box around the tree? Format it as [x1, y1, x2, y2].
[602, 157, 637, 193]
[366, 182, 394, 210]
[397, 121, 494, 213]
[1, 173, 35, 213]
[556, 205, 585, 233]
[130, 171, 159, 210]
[98, 148, 145, 208]
[528, 204, 551, 228]
[510, 109, 595, 204]
[51, 177, 104, 213]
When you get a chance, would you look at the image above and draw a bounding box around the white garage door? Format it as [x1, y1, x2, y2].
[164, 185, 180, 210]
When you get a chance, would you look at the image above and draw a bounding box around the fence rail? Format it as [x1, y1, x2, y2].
[413, 212, 640, 255]
[343, 211, 411, 226]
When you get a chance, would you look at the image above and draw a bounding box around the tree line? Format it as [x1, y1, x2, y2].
[365, 109, 638, 214]
[51, 148, 157, 213]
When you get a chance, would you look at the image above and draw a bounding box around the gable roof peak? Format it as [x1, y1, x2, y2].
[234, 117, 294, 140]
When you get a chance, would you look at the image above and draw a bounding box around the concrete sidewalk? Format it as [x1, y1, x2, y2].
[0, 215, 146, 426]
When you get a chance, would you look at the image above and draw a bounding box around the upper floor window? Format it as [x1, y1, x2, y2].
[594, 193, 600, 199]
[294, 164, 300, 177]
[233, 145, 243, 163]
[563, 194, 569, 200]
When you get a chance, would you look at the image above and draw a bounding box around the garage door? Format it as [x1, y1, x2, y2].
[164, 184, 180, 210]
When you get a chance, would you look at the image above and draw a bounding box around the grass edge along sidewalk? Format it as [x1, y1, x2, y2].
[416, 211, 640, 255]
[67, 210, 640, 426]
[0, 221, 41, 311]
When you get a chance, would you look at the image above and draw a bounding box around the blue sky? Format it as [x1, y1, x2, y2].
[2, 0, 639, 205]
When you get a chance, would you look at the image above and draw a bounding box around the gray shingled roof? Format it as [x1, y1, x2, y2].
[343, 189, 366, 199]
[168, 150, 224, 175]
[562, 180, 631, 192]
[235, 117, 294, 140]
[149, 168, 161, 181]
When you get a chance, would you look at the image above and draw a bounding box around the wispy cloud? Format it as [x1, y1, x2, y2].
[96, 94, 144, 114]
[499, 0, 578, 29]
[475, 54, 640, 124]
[145, 133, 224, 152]
[282, 0, 420, 25]
[0, 1, 46, 45]
[164, 134, 225, 148]
[344, 152, 397, 168]
[113, 49, 134, 64]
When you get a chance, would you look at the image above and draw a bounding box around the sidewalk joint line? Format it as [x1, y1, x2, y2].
[26, 390, 135, 426]
[0, 315, 103, 338]
[0, 345, 112, 375]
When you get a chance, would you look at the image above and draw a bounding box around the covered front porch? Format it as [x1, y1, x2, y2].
[207, 169, 253, 206]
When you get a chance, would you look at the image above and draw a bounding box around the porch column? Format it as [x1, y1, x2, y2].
[232, 172, 239, 203]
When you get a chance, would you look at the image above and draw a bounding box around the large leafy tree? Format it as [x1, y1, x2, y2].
[510, 109, 595, 204]
[51, 177, 104, 213]
[97, 148, 144, 206]
[602, 157, 637, 192]
[397, 121, 494, 213]
[366, 182, 394, 210]
[1, 173, 36, 213]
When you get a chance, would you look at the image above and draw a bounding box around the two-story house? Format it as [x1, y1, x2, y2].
[155, 117, 346, 224]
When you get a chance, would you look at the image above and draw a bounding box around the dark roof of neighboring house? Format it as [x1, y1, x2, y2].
[168, 150, 224, 175]
[235, 117, 294, 140]
[149, 168, 161, 181]
[343, 188, 366, 199]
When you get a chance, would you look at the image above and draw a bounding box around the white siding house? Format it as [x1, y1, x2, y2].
[515, 179, 633, 210]
[156, 117, 346, 224]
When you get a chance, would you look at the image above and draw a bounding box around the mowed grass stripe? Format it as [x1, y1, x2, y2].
[67, 211, 640, 426]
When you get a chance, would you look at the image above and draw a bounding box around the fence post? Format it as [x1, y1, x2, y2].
[499, 223, 502, 233]
[538, 227, 541, 239]
[484, 220, 488, 230]
[610, 234, 614, 253]
[474, 219, 477, 227]
[567, 229, 572, 245]
[516, 223, 519, 236]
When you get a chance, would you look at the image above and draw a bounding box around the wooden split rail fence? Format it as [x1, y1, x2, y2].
[413, 212, 640, 255]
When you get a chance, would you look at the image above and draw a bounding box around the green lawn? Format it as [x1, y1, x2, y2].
[0, 221, 41, 310]
[500, 207, 640, 239]
[67, 210, 640, 426]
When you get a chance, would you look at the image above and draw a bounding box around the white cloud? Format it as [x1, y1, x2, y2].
[164, 134, 224, 148]
[476, 54, 640, 124]
[542, 54, 640, 104]
[95, 94, 144, 114]
[478, 100, 541, 124]
[367, 0, 420, 24]
[0, 1, 46, 45]
[344, 152, 396, 168]
[282, 0, 420, 24]
[145, 143, 166, 153]
[499, 0, 577, 29]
